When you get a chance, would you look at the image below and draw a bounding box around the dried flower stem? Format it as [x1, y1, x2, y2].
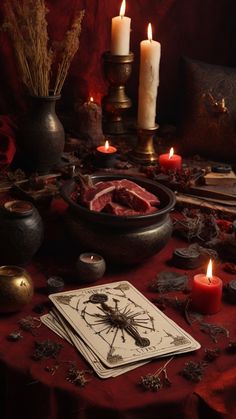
[140, 356, 174, 391]
[54, 10, 85, 95]
[152, 356, 174, 377]
[3, 0, 85, 96]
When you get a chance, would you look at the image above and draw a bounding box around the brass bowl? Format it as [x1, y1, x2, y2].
[0, 265, 34, 313]
[60, 174, 176, 265]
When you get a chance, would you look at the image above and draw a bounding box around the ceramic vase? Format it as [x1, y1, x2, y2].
[19, 94, 65, 174]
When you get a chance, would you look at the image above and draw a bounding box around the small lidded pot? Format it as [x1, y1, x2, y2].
[0, 200, 44, 265]
[76, 253, 106, 283]
[0, 265, 34, 313]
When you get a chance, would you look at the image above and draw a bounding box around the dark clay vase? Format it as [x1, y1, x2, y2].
[19, 94, 65, 174]
[0, 200, 44, 265]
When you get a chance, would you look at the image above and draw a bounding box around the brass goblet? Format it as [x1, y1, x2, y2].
[102, 51, 134, 135]
[129, 124, 159, 165]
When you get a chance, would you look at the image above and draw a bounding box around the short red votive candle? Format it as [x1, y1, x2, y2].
[159, 147, 182, 171]
[96, 140, 117, 155]
[191, 259, 222, 315]
[96, 140, 117, 168]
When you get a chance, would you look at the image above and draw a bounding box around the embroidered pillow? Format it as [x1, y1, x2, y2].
[178, 58, 236, 162]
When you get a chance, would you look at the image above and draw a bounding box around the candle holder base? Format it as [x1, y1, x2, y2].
[103, 117, 127, 136]
[129, 125, 159, 165]
[102, 51, 134, 135]
[94, 153, 117, 169]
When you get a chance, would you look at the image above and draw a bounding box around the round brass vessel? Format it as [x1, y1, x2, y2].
[0, 266, 34, 313]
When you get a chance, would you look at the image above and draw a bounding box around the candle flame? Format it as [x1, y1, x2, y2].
[90, 96, 94, 102]
[90, 255, 94, 261]
[169, 147, 174, 159]
[147, 23, 152, 41]
[206, 259, 213, 283]
[120, 0, 126, 17]
[105, 140, 110, 151]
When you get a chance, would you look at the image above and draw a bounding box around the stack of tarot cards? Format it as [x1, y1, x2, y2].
[41, 281, 200, 379]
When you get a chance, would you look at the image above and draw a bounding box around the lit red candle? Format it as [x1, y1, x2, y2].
[96, 140, 117, 167]
[159, 147, 182, 171]
[96, 140, 117, 154]
[191, 259, 223, 315]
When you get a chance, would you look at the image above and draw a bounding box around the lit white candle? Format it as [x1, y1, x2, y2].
[111, 0, 131, 55]
[137, 23, 161, 129]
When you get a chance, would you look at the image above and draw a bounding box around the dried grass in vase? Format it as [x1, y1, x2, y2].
[3, 0, 85, 97]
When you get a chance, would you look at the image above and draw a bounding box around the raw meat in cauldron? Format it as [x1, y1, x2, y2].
[103, 202, 158, 216]
[80, 178, 159, 214]
[80, 180, 116, 211]
[117, 179, 159, 206]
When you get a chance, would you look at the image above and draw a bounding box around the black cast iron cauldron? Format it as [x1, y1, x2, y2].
[60, 174, 176, 265]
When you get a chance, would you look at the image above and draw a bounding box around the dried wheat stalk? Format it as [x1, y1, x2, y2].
[54, 9, 85, 95]
[3, 0, 85, 97]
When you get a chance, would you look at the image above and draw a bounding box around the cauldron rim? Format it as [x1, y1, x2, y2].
[60, 173, 176, 228]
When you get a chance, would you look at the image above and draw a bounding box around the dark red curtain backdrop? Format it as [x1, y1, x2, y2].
[0, 0, 235, 123]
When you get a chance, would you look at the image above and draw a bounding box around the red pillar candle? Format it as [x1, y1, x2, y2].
[96, 140, 117, 167]
[191, 259, 222, 315]
[159, 147, 182, 171]
[75, 97, 103, 146]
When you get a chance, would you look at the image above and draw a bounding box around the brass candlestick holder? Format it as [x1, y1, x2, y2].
[130, 125, 159, 165]
[102, 51, 134, 135]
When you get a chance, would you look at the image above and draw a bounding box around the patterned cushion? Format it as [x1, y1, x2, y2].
[178, 58, 236, 162]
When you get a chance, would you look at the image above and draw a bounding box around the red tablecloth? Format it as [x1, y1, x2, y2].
[0, 198, 236, 419]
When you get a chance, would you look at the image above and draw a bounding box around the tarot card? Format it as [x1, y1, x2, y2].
[42, 310, 200, 378]
[49, 281, 200, 368]
[41, 311, 149, 378]
[41, 312, 72, 343]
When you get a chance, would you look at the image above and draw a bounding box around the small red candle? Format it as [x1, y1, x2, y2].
[96, 140, 117, 167]
[191, 259, 222, 315]
[159, 147, 182, 171]
[96, 140, 117, 155]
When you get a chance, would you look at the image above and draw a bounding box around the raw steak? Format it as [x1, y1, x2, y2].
[79, 178, 160, 213]
[80, 181, 115, 211]
[104, 202, 158, 216]
[118, 179, 159, 206]
[114, 187, 150, 211]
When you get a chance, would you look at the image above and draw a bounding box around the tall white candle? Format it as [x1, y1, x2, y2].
[137, 23, 161, 129]
[111, 0, 131, 55]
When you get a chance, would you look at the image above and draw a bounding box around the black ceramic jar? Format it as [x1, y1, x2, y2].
[0, 200, 44, 265]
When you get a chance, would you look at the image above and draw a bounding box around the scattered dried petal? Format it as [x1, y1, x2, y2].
[32, 339, 63, 361]
[140, 374, 162, 391]
[180, 361, 207, 382]
[45, 364, 60, 375]
[7, 330, 23, 341]
[204, 347, 221, 361]
[200, 322, 229, 343]
[66, 366, 91, 387]
[150, 271, 188, 293]
[18, 316, 41, 335]
[226, 340, 236, 354]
